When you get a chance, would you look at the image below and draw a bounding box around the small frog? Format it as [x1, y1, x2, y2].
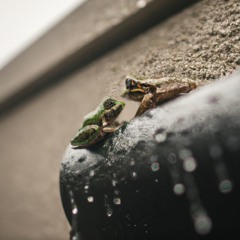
[71, 97, 125, 148]
[122, 76, 198, 116]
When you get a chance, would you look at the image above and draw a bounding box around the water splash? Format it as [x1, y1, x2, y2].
[209, 144, 233, 194]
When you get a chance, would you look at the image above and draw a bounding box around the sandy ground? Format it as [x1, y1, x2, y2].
[0, 0, 239, 239]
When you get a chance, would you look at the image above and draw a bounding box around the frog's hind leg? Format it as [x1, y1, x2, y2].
[70, 125, 102, 148]
[135, 92, 157, 117]
[155, 81, 197, 104]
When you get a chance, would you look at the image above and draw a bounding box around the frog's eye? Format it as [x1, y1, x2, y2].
[126, 78, 137, 89]
[103, 98, 116, 109]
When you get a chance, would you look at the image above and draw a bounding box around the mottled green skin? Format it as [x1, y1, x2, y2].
[81, 104, 105, 128]
[71, 97, 125, 148]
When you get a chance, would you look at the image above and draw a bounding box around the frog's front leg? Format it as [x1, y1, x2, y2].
[135, 92, 157, 116]
[71, 125, 103, 148]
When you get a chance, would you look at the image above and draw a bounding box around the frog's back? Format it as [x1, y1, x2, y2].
[82, 105, 104, 127]
[140, 77, 197, 88]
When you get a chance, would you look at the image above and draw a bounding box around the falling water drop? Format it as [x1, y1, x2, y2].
[151, 162, 160, 172]
[194, 212, 212, 235]
[113, 197, 122, 205]
[87, 196, 94, 203]
[132, 171, 137, 179]
[68, 189, 81, 240]
[184, 174, 212, 235]
[89, 170, 95, 177]
[209, 144, 233, 194]
[219, 179, 233, 194]
[173, 183, 185, 195]
[130, 159, 135, 166]
[104, 195, 113, 217]
[167, 152, 183, 194]
[72, 207, 78, 215]
[112, 179, 117, 187]
[179, 149, 197, 172]
[183, 156, 197, 172]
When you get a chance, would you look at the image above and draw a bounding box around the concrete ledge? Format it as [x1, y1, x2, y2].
[0, 0, 198, 115]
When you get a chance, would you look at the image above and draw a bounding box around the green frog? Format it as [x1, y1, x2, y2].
[71, 97, 125, 148]
[122, 76, 198, 116]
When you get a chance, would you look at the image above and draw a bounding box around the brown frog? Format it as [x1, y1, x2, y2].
[122, 76, 198, 116]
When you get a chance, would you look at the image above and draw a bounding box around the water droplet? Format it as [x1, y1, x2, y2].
[68, 189, 80, 240]
[132, 171, 137, 179]
[136, 0, 146, 8]
[112, 180, 118, 187]
[209, 145, 222, 159]
[183, 156, 197, 172]
[194, 213, 212, 235]
[113, 197, 121, 205]
[130, 159, 135, 166]
[72, 207, 78, 215]
[106, 209, 113, 217]
[114, 189, 120, 195]
[151, 162, 160, 172]
[87, 196, 94, 203]
[84, 185, 89, 193]
[89, 170, 95, 177]
[155, 129, 167, 143]
[219, 179, 233, 193]
[173, 183, 185, 195]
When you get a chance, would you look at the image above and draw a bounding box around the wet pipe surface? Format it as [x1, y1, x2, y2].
[60, 72, 240, 240]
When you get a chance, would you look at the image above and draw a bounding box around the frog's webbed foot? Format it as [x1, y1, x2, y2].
[135, 93, 157, 117]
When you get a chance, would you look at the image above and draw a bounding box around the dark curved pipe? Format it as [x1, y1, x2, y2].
[60, 71, 240, 240]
